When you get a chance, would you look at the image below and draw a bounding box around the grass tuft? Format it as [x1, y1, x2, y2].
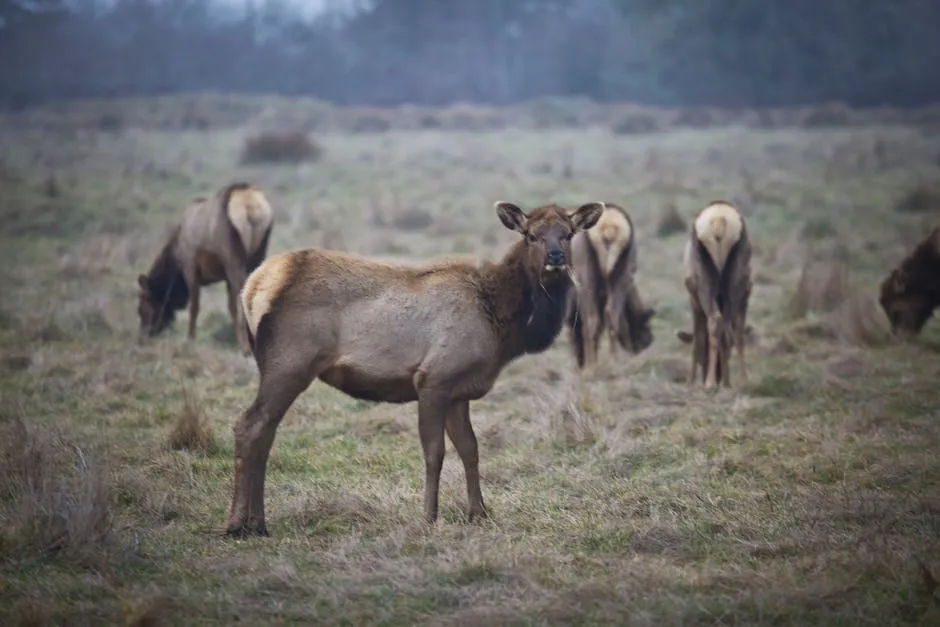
[165, 388, 218, 454]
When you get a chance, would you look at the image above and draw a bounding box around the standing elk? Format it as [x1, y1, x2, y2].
[879, 224, 940, 337]
[225, 201, 605, 537]
[136, 182, 274, 355]
[681, 200, 752, 389]
[566, 202, 655, 370]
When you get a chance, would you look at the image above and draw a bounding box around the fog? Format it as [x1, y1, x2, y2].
[1, 0, 939, 109]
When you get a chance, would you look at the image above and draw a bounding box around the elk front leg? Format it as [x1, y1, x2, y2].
[445, 400, 487, 522]
[417, 388, 448, 524]
[183, 266, 200, 341]
[227, 362, 316, 537]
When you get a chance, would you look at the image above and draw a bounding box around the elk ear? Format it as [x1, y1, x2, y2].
[137, 274, 149, 290]
[570, 201, 605, 232]
[495, 201, 527, 234]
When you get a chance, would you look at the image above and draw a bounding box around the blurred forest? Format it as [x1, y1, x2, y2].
[2, 0, 939, 110]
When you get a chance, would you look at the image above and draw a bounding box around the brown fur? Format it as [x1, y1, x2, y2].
[879, 224, 940, 337]
[225, 201, 605, 537]
[136, 182, 274, 355]
[683, 201, 752, 389]
[565, 203, 655, 370]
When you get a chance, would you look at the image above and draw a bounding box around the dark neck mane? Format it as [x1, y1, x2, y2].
[146, 231, 189, 319]
[481, 241, 573, 365]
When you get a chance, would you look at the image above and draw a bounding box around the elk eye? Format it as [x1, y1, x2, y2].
[565, 232, 574, 241]
[526, 232, 538, 243]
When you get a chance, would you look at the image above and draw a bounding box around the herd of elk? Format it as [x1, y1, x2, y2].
[134, 180, 935, 534]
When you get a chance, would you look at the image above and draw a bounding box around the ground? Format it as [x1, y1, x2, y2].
[1, 98, 940, 626]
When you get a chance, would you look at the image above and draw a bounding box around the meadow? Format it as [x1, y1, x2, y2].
[1, 95, 940, 626]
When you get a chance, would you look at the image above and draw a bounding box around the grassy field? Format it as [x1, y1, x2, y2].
[1, 100, 940, 626]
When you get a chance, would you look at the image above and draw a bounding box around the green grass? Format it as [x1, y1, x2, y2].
[1, 101, 940, 626]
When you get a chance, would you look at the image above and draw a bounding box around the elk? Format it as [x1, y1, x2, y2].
[224, 201, 604, 537]
[565, 202, 655, 370]
[682, 200, 752, 389]
[136, 182, 274, 355]
[879, 224, 940, 337]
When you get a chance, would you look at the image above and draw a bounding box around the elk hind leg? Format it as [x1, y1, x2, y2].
[445, 400, 487, 522]
[689, 306, 706, 386]
[705, 312, 722, 389]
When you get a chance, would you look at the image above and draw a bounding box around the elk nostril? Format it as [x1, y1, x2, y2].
[547, 250, 565, 265]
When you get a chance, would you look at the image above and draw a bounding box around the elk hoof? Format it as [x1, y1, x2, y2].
[468, 507, 489, 524]
[224, 523, 269, 539]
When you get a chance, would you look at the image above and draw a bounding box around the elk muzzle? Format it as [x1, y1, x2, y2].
[544, 248, 566, 272]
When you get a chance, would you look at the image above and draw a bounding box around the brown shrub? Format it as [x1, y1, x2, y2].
[165, 389, 217, 454]
[894, 184, 940, 213]
[801, 217, 837, 240]
[391, 208, 434, 232]
[345, 112, 392, 133]
[787, 257, 852, 318]
[656, 202, 687, 238]
[240, 130, 322, 165]
[671, 107, 718, 129]
[0, 417, 115, 565]
[611, 113, 661, 135]
[800, 102, 855, 128]
[96, 112, 125, 134]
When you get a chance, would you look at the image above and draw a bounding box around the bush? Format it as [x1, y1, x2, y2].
[240, 130, 322, 165]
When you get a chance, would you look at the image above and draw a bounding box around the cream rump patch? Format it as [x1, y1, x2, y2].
[693, 202, 743, 272]
[227, 187, 274, 256]
[241, 252, 292, 337]
[587, 207, 632, 276]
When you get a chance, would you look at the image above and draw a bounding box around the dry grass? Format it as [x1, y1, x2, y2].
[1, 98, 940, 625]
[0, 417, 116, 567]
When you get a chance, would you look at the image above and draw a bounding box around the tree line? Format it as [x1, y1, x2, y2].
[1, 0, 938, 110]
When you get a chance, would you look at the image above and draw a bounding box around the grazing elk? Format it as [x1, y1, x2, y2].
[225, 201, 605, 537]
[682, 201, 752, 389]
[136, 182, 274, 355]
[566, 202, 655, 370]
[879, 224, 940, 337]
